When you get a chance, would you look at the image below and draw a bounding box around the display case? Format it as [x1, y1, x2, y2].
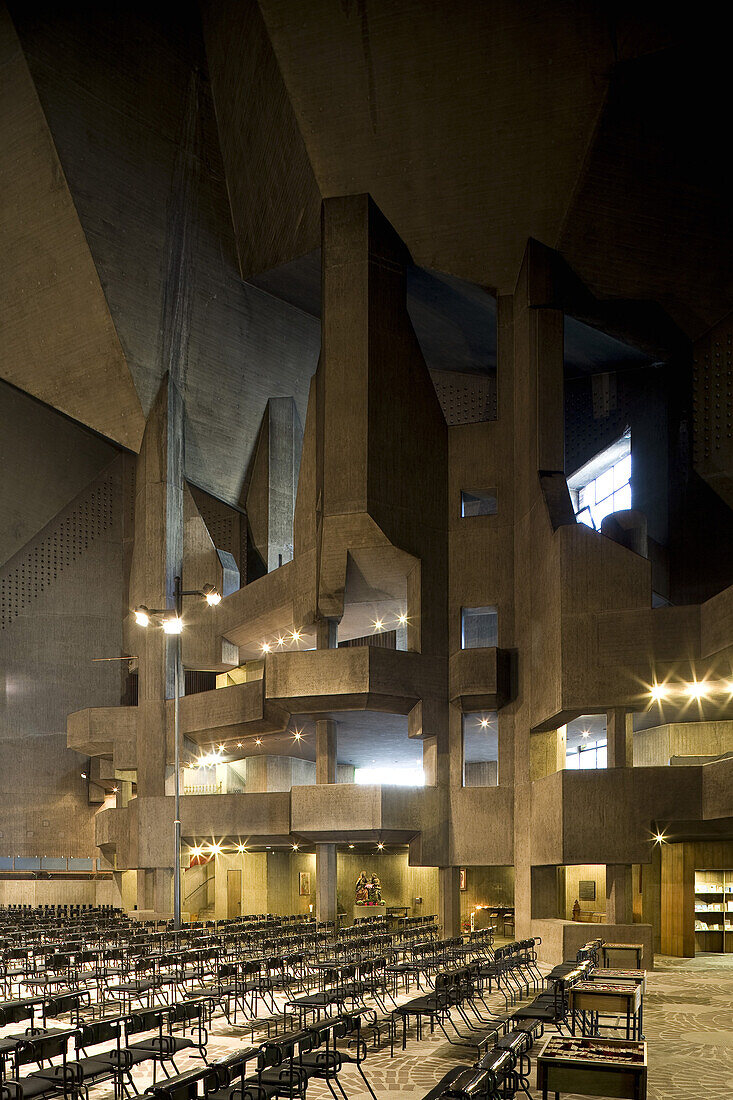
[536, 1035, 647, 1099]
[694, 868, 733, 954]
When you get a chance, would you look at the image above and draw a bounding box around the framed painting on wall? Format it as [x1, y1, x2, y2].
[459, 868, 467, 891]
[299, 871, 311, 896]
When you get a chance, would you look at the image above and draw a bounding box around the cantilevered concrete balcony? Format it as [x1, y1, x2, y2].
[265, 646, 445, 713]
[68, 706, 137, 770]
[97, 791, 292, 869]
[530, 765, 704, 865]
[449, 648, 512, 710]
[290, 782, 434, 842]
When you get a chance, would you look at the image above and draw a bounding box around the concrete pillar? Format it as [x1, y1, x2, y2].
[153, 868, 173, 916]
[439, 866, 461, 937]
[406, 564, 421, 652]
[529, 727, 566, 780]
[316, 719, 337, 784]
[137, 869, 152, 911]
[531, 866, 560, 919]
[607, 709, 633, 768]
[316, 844, 337, 923]
[315, 618, 338, 650]
[606, 864, 633, 924]
[115, 778, 134, 808]
[497, 712, 514, 787]
[422, 736, 437, 785]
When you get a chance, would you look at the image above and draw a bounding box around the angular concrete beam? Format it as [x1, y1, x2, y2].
[0, 7, 144, 449]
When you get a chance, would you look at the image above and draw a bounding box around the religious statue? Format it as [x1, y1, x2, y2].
[355, 870, 382, 904]
[355, 870, 369, 903]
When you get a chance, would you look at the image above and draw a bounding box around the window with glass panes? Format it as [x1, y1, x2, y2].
[570, 434, 631, 530]
[565, 739, 608, 769]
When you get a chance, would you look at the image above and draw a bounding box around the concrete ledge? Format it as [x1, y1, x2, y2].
[532, 918, 654, 969]
[291, 783, 429, 841]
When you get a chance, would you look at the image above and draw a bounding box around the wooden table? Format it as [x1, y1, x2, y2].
[601, 942, 644, 968]
[569, 980, 643, 1040]
[536, 1035, 647, 1099]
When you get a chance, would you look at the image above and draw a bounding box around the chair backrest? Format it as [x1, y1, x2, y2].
[78, 1018, 122, 1050]
[127, 1008, 166, 1037]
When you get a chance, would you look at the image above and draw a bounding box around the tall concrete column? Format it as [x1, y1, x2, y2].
[439, 866, 461, 937]
[606, 864, 633, 924]
[128, 375, 184, 917]
[316, 844, 337, 923]
[314, 612, 337, 919]
[153, 868, 173, 916]
[316, 719, 337, 784]
[607, 709, 633, 768]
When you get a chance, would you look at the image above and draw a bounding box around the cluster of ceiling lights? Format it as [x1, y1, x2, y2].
[649, 679, 732, 703]
[188, 729, 304, 769]
[260, 630, 303, 654]
[189, 840, 387, 857]
[372, 611, 409, 633]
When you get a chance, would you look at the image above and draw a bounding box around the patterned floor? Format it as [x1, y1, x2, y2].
[76, 951, 733, 1100]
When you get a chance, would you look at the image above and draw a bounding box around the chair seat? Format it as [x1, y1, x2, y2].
[4, 1074, 61, 1099]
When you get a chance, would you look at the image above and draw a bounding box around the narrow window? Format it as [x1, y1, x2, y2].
[461, 606, 498, 649]
[461, 489, 498, 517]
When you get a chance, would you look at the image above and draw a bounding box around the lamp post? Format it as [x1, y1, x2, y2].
[135, 577, 221, 928]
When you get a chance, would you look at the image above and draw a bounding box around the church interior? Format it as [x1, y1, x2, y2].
[1, 3, 732, 1098]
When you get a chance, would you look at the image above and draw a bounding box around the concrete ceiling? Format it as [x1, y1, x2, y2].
[4, 0, 730, 514]
[2, 0, 319, 507]
[247, 1, 731, 338]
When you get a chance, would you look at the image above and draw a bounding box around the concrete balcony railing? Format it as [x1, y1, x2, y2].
[702, 755, 733, 820]
[100, 791, 293, 870]
[176, 679, 288, 745]
[265, 647, 446, 714]
[530, 765, 704, 866]
[449, 648, 512, 710]
[290, 783, 433, 841]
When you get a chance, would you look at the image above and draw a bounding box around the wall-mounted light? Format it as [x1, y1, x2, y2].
[203, 584, 221, 606]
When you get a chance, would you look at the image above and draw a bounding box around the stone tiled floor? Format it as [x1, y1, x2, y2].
[71, 951, 733, 1100]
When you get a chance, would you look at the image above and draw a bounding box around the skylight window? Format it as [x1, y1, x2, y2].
[568, 432, 631, 530]
[354, 765, 425, 786]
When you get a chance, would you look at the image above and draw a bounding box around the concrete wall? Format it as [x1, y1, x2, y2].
[564, 864, 605, 920]
[0, 876, 121, 907]
[0, 382, 118, 567]
[0, 449, 126, 861]
[634, 721, 733, 766]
